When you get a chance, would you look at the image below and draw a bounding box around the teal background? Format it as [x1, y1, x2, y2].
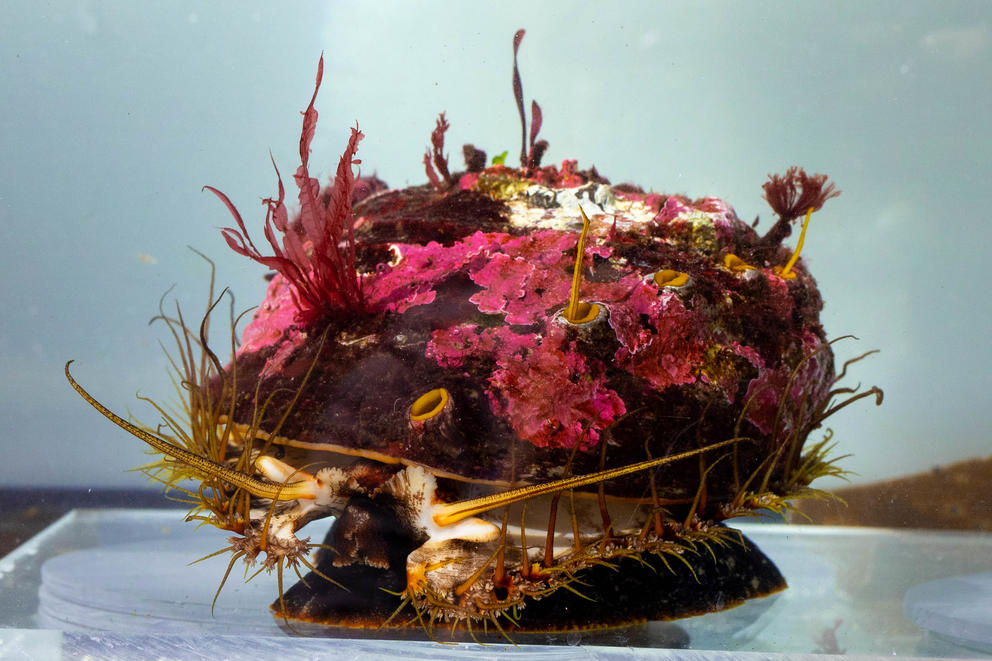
[2, 1, 989, 489]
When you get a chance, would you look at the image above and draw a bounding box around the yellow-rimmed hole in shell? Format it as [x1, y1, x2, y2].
[565, 301, 601, 325]
[410, 388, 450, 422]
[723, 253, 756, 272]
[653, 269, 690, 288]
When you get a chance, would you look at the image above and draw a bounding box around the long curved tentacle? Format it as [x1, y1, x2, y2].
[433, 436, 748, 526]
[65, 360, 314, 502]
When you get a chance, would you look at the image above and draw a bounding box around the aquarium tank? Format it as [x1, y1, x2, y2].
[1, 2, 990, 659]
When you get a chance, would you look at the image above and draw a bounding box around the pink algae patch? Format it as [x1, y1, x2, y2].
[489, 327, 625, 451]
[239, 274, 299, 355]
[695, 197, 739, 247]
[594, 276, 659, 354]
[364, 231, 517, 315]
[364, 239, 476, 314]
[469, 230, 578, 325]
[238, 274, 311, 379]
[614, 291, 708, 391]
[699, 342, 766, 404]
[741, 367, 788, 436]
[654, 196, 693, 224]
[760, 272, 795, 320]
[743, 331, 832, 440]
[653, 196, 740, 249]
[427, 323, 626, 451]
[728, 341, 765, 369]
[426, 325, 536, 370]
[365, 227, 604, 324]
[468, 253, 535, 315]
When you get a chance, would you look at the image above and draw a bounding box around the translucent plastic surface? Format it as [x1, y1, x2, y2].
[905, 572, 992, 653]
[2, 509, 991, 659]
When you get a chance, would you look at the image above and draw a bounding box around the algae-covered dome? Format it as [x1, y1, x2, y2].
[225, 160, 834, 503]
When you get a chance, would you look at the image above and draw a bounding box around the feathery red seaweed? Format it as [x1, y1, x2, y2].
[207, 55, 367, 323]
[511, 30, 548, 170]
[761, 167, 841, 246]
[424, 112, 453, 190]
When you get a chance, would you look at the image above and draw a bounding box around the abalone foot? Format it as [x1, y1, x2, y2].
[272, 528, 785, 639]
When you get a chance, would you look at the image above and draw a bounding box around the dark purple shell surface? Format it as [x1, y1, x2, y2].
[225, 163, 833, 507]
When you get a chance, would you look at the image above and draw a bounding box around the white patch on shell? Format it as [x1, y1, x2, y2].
[618, 199, 664, 229]
[506, 184, 658, 235]
[386, 244, 403, 267]
[679, 210, 720, 231]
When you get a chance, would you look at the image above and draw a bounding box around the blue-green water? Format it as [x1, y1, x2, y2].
[1, 1, 988, 519]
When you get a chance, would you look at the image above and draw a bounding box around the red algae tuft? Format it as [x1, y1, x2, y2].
[209, 55, 367, 323]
